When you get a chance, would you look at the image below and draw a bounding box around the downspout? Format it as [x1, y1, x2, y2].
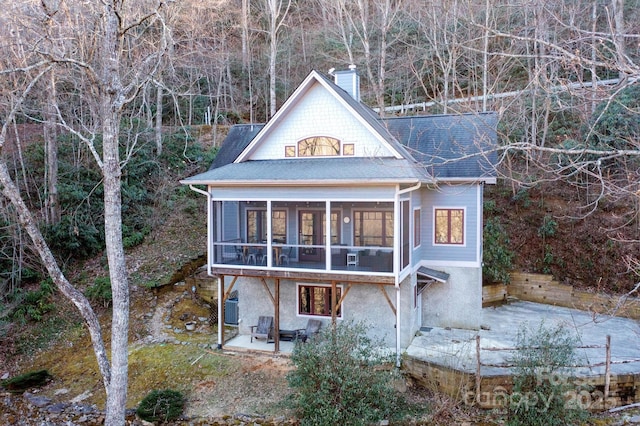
[188, 185, 211, 275]
[187, 184, 220, 348]
[188, 184, 209, 197]
[394, 181, 422, 368]
[217, 276, 223, 349]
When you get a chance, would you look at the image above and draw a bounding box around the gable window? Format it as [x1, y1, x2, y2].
[343, 143, 354, 156]
[298, 284, 342, 317]
[298, 136, 340, 157]
[434, 208, 464, 245]
[354, 211, 393, 247]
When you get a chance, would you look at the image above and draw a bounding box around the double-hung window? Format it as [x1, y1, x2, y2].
[434, 208, 464, 245]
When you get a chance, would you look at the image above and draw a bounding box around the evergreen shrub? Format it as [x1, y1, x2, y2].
[507, 322, 588, 426]
[287, 321, 418, 426]
[136, 389, 185, 423]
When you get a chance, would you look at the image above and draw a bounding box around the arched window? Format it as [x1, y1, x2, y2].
[297, 136, 340, 157]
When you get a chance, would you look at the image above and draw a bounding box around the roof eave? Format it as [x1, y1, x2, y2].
[180, 178, 421, 187]
[434, 177, 497, 184]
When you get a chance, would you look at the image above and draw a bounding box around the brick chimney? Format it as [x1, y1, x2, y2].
[332, 64, 360, 102]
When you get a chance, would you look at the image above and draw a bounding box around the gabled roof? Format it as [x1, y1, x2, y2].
[235, 70, 411, 162]
[182, 70, 498, 187]
[384, 112, 498, 181]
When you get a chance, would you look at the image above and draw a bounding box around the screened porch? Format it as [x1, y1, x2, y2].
[210, 200, 397, 274]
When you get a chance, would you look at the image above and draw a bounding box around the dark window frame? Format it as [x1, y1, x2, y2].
[297, 283, 342, 318]
[434, 208, 464, 245]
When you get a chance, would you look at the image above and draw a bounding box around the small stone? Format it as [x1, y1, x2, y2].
[47, 402, 69, 413]
[0, 372, 8, 380]
[23, 392, 51, 407]
[70, 403, 95, 414]
[54, 388, 69, 396]
[70, 390, 92, 403]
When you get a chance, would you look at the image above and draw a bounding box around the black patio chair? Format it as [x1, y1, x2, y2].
[250, 315, 274, 343]
[295, 319, 323, 342]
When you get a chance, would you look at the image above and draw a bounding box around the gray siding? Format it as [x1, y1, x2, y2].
[222, 201, 240, 241]
[421, 185, 479, 264]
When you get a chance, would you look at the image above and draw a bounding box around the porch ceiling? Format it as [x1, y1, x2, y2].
[210, 267, 395, 285]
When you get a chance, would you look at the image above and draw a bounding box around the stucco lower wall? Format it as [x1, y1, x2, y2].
[421, 266, 481, 330]
[232, 277, 405, 348]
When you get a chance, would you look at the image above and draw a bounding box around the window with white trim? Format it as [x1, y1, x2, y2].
[298, 284, 342, 317]
[434, 208, 464, 245]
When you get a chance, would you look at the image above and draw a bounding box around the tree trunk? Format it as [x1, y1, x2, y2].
[101, 2, 130, 424]
[611, 0, 626, 80]
[155, 84, 163, 156]
[0, 161, 111, 393]
[44, 69, 59, 225]
[242, 0, 250, 72]
[268, 0, 278, 118]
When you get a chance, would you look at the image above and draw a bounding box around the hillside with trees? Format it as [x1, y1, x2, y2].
[1, 0, 639, 423]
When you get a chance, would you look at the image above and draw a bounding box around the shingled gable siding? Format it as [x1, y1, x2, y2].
[248, 84, 396, 160]
[421, 184, 480, 265]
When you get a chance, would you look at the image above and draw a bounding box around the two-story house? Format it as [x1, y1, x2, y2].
[181, 66, 498, 360]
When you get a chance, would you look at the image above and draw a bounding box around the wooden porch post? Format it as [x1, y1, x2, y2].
[275, 278, 280, 353]
[331, 280, 337, 326]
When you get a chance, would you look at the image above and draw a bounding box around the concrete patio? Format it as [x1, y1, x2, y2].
[224, 332, 296, 354]
[406, 300, 640, 377]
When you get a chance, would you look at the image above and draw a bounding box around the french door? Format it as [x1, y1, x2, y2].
[298, 210, 339, 263]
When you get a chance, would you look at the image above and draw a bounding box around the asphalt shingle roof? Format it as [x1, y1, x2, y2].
[209, 124, 263, 170]
[184, 71, 498, 186]
[184, 157, 428, 184]
[384, 112, 498, 180]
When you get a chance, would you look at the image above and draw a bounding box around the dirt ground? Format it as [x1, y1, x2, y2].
[140, 282, 296, 420]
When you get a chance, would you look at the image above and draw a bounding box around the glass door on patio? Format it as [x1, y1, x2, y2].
[298, 210, 339, 263]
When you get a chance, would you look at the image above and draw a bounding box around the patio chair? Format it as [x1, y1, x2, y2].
[295, 318, 323, 342]
[250, 316, 274, 343]
[234, 245, 246, 263]
[279, 246, 293, 265]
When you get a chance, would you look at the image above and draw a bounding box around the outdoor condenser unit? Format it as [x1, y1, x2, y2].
[224, 298, 239, 325]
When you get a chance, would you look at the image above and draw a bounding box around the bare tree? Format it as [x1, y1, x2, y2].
[318, 0, 406, 112]
[265, 0, 292, 118]
[0, 1, 172, 424]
